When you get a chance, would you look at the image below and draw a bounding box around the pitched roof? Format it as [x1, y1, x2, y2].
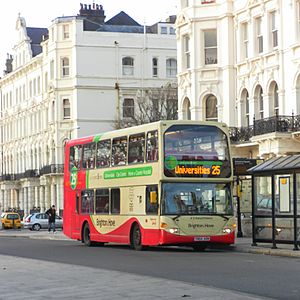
[105, 11, 141, 26]
[26, 27, 48, 57]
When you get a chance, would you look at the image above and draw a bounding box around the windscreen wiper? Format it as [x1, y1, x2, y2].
[172, 215, 181, 221]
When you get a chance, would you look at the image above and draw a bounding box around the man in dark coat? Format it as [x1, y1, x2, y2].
[46, 205, 56, 233]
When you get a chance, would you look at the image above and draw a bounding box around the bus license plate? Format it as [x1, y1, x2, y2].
[194, 236, 210, 242]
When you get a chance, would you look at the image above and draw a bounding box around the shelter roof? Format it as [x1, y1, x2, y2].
[248, 155, 300, 174]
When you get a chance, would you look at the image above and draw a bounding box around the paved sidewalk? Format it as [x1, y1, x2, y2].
[0, 229, 300, 258]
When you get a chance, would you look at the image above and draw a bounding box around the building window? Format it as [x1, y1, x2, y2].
[246, 91, 250, 126]
[123, 98, 134, 118]
[183, 35, 190, 69]
[205, 94, 218, 121]
[258, 87, 264, 119]
[62, 57, 70, 77]
[241, 23, 248, 59]
[256, 17, 263, 54]
[152, 58, 158, 77]
[273, 83, 279, 115]
[166, 58, 177, 77]
[122, 57, 134, 76]
[170, 27, 176, 35]
[161, 26, 168, 34]
[183, 0, 189, 8]
[270, 11, 278, 48]
[50, 60, 54, 79]
[63, 24, 70, 39]
[204, 29, 217, 65]
[63, 99, 70, 119]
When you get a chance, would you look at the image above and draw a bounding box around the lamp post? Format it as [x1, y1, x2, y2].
[69, 126, 80, 140]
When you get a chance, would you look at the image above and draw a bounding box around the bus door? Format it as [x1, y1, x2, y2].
[71, 193, 81, 236]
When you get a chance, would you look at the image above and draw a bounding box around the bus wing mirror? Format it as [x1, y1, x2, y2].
[150, 191, 157, 204]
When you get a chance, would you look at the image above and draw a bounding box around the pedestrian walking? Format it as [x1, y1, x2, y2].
[46, 205, 56, 233]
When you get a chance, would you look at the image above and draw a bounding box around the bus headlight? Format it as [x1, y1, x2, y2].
[169, 228, 179, 234]
[222, 228, 232, 234]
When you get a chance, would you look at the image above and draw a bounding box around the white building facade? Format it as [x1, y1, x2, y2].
[0, 4, 177, 217]
[176, 0, 300, 159]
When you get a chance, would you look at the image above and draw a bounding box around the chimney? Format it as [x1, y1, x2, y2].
[166, 15, 177, 24]
[79, 3, 106, 25]
[4, 54, 13, 75]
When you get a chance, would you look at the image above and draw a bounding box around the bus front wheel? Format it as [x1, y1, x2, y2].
[83, 223, 92, 247]
[131, 223, 143, 251]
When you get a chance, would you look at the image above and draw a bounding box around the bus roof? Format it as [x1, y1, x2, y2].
[67, 120, 229, 146]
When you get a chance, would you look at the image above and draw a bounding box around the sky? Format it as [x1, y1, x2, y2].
[0, 0, 178, 71]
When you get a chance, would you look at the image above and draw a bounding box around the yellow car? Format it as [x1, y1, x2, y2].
[1, 212, 22, 229]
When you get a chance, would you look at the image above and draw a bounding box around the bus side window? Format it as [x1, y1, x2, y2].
[95, 189, 109, 214]
[81, 190, 94, 214]
[146, 130, 158, 162]
[96, 139, 111, 168]
[70, 145, 82, 170]
[111, 188, 120, 214]
[146, 185, 158, 214]
[112, 137, 127, 166]
[128, 133, 145, 164]
[82, 143, 96, 169]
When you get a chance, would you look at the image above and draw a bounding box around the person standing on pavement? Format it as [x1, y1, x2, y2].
[46, 205, 56, 233]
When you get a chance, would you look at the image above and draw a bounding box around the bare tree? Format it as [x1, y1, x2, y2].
[116, 83, 178, 129]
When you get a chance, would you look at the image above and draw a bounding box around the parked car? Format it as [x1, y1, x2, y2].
[23, 213, 63, 231]
[1, 212, 22, 229]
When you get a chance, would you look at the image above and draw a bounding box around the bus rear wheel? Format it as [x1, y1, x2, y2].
[83, 223, 93, 247]
[131, 223, 143, 251]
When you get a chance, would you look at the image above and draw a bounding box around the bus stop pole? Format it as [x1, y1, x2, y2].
[236, 176, 243, 238]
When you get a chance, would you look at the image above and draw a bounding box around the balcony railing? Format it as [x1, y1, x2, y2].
[230, 114, 300, 143]
[0, 165, 64, 182]
[40, 164, 64, 175]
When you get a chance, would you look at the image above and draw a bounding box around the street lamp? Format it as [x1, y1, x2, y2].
[69, 126, 80, 140]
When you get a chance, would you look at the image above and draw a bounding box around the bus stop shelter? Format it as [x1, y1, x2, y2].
[248, 155, 300, 250]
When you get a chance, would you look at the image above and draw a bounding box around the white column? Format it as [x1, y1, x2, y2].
[24, 188, 28, 216]
[45, 185, 50, 210]
[39, 186, 44, 212]
[51, 184, 56, 206]
[4, 190, 8, 211]
[19, 188, 24, 211]
[28, 186, 34, 212]
[57, 180, 63, 213]
[35, 186, 39, 208]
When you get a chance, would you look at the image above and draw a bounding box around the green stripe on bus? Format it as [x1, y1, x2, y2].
[86, 170, 89, 188]
[93, 134, 103, 143]
[104, 166, 152, 180]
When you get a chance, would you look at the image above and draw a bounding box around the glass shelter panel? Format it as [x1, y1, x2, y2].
[254, 176, 272, 215]
[297, 174, 300, 215]
[254, 218, 272, 240]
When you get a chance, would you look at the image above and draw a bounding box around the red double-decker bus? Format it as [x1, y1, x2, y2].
[63, 120, 235, 250]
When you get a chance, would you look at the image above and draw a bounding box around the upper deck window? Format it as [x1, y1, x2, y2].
[164, 125, 231, 178]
